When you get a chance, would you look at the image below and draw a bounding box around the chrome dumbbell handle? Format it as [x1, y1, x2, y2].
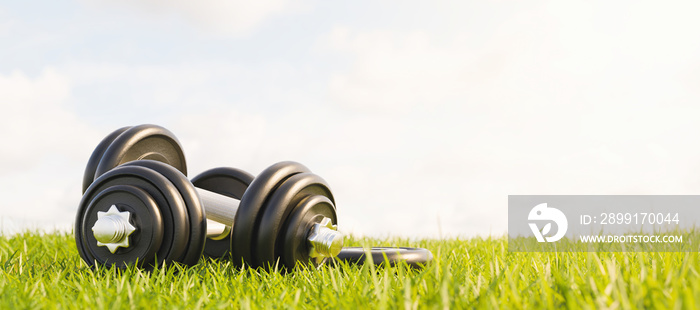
[196, 188, 237, 238]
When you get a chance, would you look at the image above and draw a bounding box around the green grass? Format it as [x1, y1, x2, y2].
[1, 233, 699, 309]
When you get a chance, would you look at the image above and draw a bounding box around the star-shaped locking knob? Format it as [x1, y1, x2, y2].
[308, 217, 344, 264]
[91, 205, 137, 253]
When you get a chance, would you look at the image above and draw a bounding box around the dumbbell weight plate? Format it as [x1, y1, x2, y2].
[191, 167, 254, 259]
[334, 247, 433, 268]
[280, 195, 337, 269]
[232, 161, 310, 267]
[76, 165, 191, 267]
[82, 126, 131, 193]
[78, 185, 164, 267]
[82, 124, 187, 193]
[256, 173, 335, 268]
[122, 160, 206, 266]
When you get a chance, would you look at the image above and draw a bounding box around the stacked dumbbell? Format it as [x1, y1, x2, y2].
[75, 124, 432, 269]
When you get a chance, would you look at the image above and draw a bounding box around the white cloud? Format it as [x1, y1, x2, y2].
[87, 0, 298, 36]
[170, 108, 269, 174]
[0, 68, 99, 231]
[0, 69, 97, 172]
[315, 0, 700, 237]
[325, 27, 485, 113]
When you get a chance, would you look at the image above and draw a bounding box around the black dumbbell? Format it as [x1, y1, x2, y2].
[80, 124, 330, 266]
[76, 125, 433, 269]
[80, 124, 238, 259]
[76, 159, 342, 269]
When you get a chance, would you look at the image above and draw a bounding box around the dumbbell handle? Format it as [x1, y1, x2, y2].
[196, 188, 238, 234]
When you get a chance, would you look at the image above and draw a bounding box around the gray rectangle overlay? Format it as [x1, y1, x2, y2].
[509, 195, 700, 252]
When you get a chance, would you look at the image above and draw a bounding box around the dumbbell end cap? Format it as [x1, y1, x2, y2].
[91, 205, 136, 253]
[308, 217, 344, 263]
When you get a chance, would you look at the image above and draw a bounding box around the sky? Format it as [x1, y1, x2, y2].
[1, 0, 700, 238]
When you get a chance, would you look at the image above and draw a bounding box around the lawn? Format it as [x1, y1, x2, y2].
[0, 232, 698, 309]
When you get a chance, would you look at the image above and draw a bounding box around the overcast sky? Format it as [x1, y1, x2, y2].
[2, 1, 700, 238]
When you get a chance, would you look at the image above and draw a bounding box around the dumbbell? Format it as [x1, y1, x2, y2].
[81, 124, 240, 259]
[77, 158, 341, 269]
[79, 124, 337, 267]
[76, 124, 433, 269]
